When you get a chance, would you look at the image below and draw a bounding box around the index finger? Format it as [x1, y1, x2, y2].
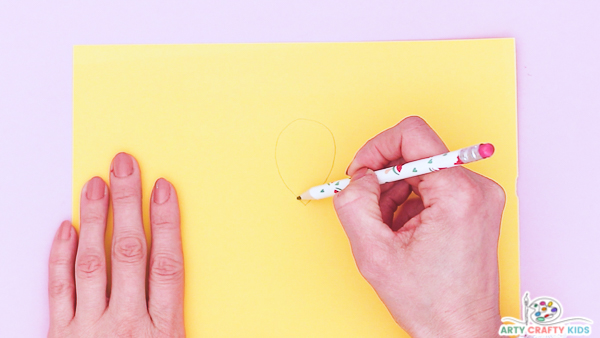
[148, 178, 184, 332]
[346, 116, 448, 176]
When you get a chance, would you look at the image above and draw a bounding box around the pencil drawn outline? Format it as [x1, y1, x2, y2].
[275, 118, 336, 206]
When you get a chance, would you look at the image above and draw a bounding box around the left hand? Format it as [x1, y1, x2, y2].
[47, 152, 185, 337]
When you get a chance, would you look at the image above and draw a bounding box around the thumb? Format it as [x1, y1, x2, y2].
[333, 168, 392, 246]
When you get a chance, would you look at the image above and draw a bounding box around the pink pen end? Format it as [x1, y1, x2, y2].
[478, 143, 495, 158]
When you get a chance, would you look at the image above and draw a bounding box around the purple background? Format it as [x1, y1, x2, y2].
[1, 1, 598, 336]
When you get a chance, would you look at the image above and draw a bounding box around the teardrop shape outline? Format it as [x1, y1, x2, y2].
[275, 118, 336, 205]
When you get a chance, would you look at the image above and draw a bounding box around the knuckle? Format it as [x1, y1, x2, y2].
[403, 115, 426, 124]
[333, 187, 361, 209]
[151, 211, 177, 230]
[49, 255, 72, 269]
[453, 173, 485, 208]
[461, 180, 483, 203]
[111, 186, 140, 205]
[155, 328, 184, 338]
[49, 278, 74, 298]
[150, 254, 184, 284]
[400, 115, 428, 129]
[487, 180, 506, 206]
[380, 197, 398, 215]
[113, 236, 145, 264]
[334, 181, 376, 211]
[80, 210, 106, 225]
[114, 321, 148, 338]
[115, 326, 135, 338]
[76, 253, 104, 279]
[152, 321, 185, 338]
[356, 244, 392, 282]
[452, 173, 506, 222]
[420, 204, 446, 224]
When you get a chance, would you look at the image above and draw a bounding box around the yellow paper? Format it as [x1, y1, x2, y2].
[74, 40, 519, 337]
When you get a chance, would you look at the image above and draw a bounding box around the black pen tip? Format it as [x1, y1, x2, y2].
[296, 196, 301, 200]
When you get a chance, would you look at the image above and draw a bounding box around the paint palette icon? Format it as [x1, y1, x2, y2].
[529, 297, 562, 324]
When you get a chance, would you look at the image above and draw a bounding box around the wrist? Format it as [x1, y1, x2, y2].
[405, 305, 501, 338]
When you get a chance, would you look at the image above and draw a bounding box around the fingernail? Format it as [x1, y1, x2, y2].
[351, 168, 373, 181]
[112, 153, 133, 178]
[154, 178, 170, 204]
[86, 176, 106, 200]
[59, 221, 72, 240]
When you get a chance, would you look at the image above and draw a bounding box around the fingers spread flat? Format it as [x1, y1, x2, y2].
[75, 176, 109, 321]
[108, 152, 147, 314]
[48, 221, 78, 328]
[346, 116, 448, 176]
[148, 178, 184, 332]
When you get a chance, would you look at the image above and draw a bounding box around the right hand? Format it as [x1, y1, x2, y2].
[333, 116, 505, 337]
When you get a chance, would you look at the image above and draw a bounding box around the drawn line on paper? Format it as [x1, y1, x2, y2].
[275, 118, 336, 206]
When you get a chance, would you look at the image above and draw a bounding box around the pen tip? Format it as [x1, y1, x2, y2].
[296, 196, 301, 200]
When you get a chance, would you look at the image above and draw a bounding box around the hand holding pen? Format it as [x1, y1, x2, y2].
[332, 116, 505, 338]
[299, 143, 494, 200]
